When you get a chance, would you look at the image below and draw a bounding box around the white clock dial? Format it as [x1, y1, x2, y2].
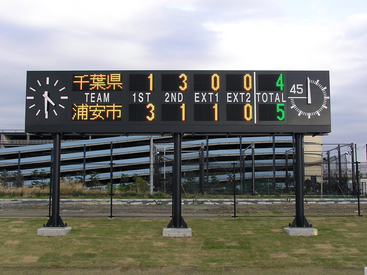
[289, 77, 329, 119]
[27, 76, 68, 119]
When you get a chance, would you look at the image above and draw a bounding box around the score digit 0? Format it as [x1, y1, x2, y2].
[244, 103, 253, 121]
[243, 74, 252, 91]
[211, 74, 220, 91]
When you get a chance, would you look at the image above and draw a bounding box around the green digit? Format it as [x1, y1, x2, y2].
[276, 103, 285, 121]
[276, 74, 284, 91]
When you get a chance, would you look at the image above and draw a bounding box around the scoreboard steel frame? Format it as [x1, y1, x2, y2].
[25, 70, 330, 135]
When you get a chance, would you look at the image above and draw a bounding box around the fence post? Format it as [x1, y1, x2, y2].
[232, 162, 237, 218]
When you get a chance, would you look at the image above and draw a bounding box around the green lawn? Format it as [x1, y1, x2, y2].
[0, 217, 366, 274]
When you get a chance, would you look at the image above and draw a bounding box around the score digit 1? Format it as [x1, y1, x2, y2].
[180, 103, 186, 121]
[213, 103, 218, 121]
[148, 74, 153, 91]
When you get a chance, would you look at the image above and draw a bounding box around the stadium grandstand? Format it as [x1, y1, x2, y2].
[0, 130, 363, 196]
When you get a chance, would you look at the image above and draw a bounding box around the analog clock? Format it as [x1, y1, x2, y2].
[26, 76, 69, 120]
[289, 76, 329, 119]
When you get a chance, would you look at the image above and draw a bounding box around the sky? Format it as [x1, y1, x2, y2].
[0, 0, 367, 160]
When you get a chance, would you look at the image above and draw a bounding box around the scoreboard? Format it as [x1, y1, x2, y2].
[25, 70, 330, 135]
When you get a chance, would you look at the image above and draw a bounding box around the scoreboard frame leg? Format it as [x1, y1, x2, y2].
[167, 133, 188, 228]
[45, 133, 66, 228]
[290, 133, 310, 228]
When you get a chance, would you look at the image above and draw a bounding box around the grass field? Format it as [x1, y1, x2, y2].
[0, 216, 366, 274]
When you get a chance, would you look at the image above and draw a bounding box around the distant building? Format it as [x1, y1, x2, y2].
[0, 131, 328, 195]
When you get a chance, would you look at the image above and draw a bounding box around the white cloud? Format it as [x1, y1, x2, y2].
[0, 1, 157, 29]
[0, 0, 366, 158]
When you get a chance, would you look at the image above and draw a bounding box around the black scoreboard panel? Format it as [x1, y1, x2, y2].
[25, 70, 330, 134]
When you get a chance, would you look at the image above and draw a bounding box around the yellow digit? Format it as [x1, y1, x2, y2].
[179, 74, 187, 91]
[148, 74, 153, 91]
[243, 74, 252, 91]
[244, 103, 253, 121]
[211, 74, 220, 91]
[213, 103, 218, 121]
[146, 103, 155, 121]
[180, 103, 186, 121]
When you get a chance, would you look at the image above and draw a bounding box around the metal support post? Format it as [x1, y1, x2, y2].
[232, 163, 237, 218]
[199, 143, 204, 195]
[351, 143, 355, 194]
[167, 133, 187, 228]
[83, 144, 86, 186]
[285, 151, 289, 193]
[272, 135, 276, 193]
[150, 136, 154, 195]
[355, 144, 361, 217]
[252, 142, 255, 195]
[48, 148, 53, 218]
[338, 145, 342, 192]
[45, 133, 65, 227]
[356, 161, 361, 217]
[109, 141, 114, 218]
[18, 151, 21, 171]
[206, 136, 209, 190]
[239, 136, 243, 195]
[290, 133, 310, 227]
[327, 151, 331, 194]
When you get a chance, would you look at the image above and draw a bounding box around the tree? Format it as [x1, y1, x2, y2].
[75, 172, 85, 184]
[0, 169, 11, 187]
[31, 170, 40, 187]
[210, 174, 219, 193]
[12, 170, 24, 188]
[129, 174, 140, 192]
[118, 173, 130, 192]
[31, 169, 48, 189]
[38, 169, 48, 189]
[135, 177, 148, 193]
[184, 171, 197, 194]
[226, 173, 235, 195]
[285, 173, 295, 194]
[120, 173, 129, 185]
[88, 171, 100, 188]
[105, 182, 117, 192]
[65, 175, 74, 185]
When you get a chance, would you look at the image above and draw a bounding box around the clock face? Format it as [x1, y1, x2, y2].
[26, 75, 69, 120]
[286, 72, 330, 126]
[289, 77, 329, 119]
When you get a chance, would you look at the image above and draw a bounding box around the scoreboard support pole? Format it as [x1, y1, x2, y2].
[291, 133, 310, 228]
[163, 133, 192, 237]
[285, 133, 319, 236]
[38, 133, 71, 236]
[167, 133, 188, 228]
[46, 133, 65, 227]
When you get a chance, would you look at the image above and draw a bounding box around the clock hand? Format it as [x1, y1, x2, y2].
[46, 96, 55, 106]
[43, 91, 49, 119]
[42, 91, 56, 106]
[307, 77, 311, 105]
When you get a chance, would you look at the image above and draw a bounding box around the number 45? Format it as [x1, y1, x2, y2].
[290, 84, 303, 94]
